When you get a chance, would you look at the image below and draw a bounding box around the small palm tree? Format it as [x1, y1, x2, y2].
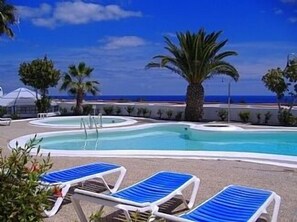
[146, 29, 239, 121]
[60, 62, 99, 114]
[0, 0, 17, 38]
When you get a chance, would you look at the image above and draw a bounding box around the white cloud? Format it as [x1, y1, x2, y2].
[288, 16, 297, 23]
[17, 3, 52, 19]
[16, 1, 142, 28]
[32, 18, 55, 28]
[102, 36, 147, 49]
[273, 8, 283, 15]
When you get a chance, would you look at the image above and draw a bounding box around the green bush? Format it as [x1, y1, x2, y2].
[175, 111, 183, 121]
[115, 107, 122, 115]
[0, 136, 52, 221]
[256, 113, 261, 124]
[83, 104, 93, 115]
[103, 106, 114, 115]
[217, 109, 228, 121]
[264, 111, 272, 124]
[239, 111, 250, 123]
[35, 97, 51, 113]
[137, 108, 143, 116]
[10, 113, 20, 120]
[166, 110, 173, 119]
[125, 106, 135, 116]
[0, 107, 7, 117]
[278, 109, 296, 126]
[157, 109, 163, 119]
[142, 108, 150, 117]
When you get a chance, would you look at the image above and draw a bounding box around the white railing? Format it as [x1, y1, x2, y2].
[80, 118, 88, 139]
[98, 113, 103, 128]
[92, 116, 99, 138]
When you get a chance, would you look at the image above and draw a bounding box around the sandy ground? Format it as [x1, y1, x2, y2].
[0, 120, 296, 222]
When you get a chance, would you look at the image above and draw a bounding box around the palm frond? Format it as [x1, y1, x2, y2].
[146, 28, 239, 84]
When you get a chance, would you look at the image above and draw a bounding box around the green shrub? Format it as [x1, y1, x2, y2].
[103, 106, 114, 115]
[175, 111, 183, 121]
[239, 111, 250, 123]
[166, 110, 173, 119]
[115, 107, 122, 115]
[256, 113, 261, 124]
[35, 97, 51, 113]
[0, 136, 52, 222]
[59, 107, 68, 115]
[142, 108, 150, 117]
[125, 106, 135, 116]
[83, 104, 93, 115]
[278, 109, 296, 126]
[147, 110, 152, 117]
[89, 208, 104, 222]
[137, 108, 143, 116]
[157, 109, 163, 119]
[264, 111, 272, 124]
[217, 109, 228, 121]
[0, 107, 7, 117]
[10, 113, 20, 120]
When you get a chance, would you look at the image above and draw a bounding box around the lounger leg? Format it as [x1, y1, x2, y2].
[71, 197, 88, 222]
[187, 178, 200, 209]
[44, 184, 71, 217]
[176, 177, 200, 209]
[98, 167, 127, 193]
[123, 210, 132, 221]
[112, 167, 127, 193]
[271, 194, 281, 222]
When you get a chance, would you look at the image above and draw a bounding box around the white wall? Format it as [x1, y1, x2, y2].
[57, 101, 297, 125]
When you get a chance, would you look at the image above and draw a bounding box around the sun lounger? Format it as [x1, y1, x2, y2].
[40, 162, 126, 217]
[153, 185, 281, 222]
[0, 117, 11, 126]
[71, 171, 200, 222]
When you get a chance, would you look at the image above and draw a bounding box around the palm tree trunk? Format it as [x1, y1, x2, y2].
[185, 83, 204, 121]
[75, 91, 83, 115]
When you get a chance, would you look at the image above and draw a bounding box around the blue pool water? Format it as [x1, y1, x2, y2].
[42, 116, 125, 126]
[29, 116, 136, 128]
[38, 124, 297, 156]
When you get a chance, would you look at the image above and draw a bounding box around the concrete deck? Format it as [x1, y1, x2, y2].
[0, 120, 296, 221]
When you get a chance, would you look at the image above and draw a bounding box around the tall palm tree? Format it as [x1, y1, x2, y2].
[0, 0, 17, 38]
[60, 62, 99, 114]
[146, 29, 239, 121]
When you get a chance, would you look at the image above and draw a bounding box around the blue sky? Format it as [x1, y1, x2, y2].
[0, 0, 297, 96]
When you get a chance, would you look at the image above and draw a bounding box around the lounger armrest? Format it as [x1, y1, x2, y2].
[74, 188, 150, 207]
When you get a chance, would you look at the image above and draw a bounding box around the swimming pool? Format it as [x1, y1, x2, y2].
[29, 115, 137, 128]
[11, 123, 297, 157]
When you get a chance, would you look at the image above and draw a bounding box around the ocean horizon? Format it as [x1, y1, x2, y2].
[50, 95, 292, 104]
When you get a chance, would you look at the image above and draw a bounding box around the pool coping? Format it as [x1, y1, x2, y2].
[29, 115, 138, 128]
[8, 122, 297, 169]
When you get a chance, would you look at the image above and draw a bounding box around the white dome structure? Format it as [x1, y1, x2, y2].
[0, 88, 58, 118]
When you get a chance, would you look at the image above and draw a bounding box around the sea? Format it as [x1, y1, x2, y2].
[49, 95, 293, 104]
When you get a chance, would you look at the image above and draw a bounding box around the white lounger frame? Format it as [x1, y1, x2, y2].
[42, 165, 126, 217]
[0, 118, 11, 126]
[71, 171, 200, 222]
[153, 185, 281, 222]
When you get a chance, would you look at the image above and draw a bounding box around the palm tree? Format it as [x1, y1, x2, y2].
[60, 62, 99, 114]
[0, 0, 17, 38]
[146, 29, 239, 121]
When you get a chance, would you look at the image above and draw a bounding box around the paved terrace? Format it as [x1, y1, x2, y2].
[0, 120, 296, 221]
